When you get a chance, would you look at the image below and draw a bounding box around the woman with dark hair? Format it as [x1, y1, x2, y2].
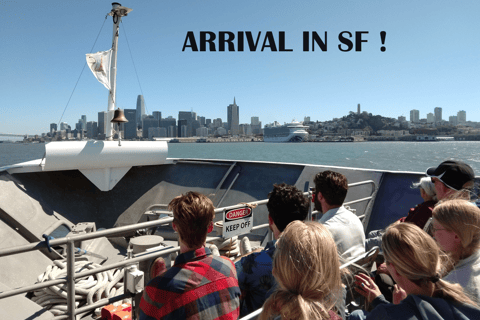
[351, 223, 480, 320]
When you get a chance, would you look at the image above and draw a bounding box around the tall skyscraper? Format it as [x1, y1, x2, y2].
[449, 116, 458, 126]
[410, 109, 419, 123]
[124, 109, 137, 139]
[81, 115, 87, 130]
[50, 123, 57, 133]
[251, 116, 262, 135]
[136, 95, 146, 128]
[227, 98, 239, 135]
[434, 107, 442, 123]
[457, 110, 466, 123]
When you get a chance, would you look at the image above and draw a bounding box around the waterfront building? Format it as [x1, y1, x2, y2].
[251, 117, 262, 135]
[227, 98, 240, 135]
[198, 116, 206, 126]
[239, 124, 252, 135]
[148, 127, 166, 139]
[196, 127, 208, 137]
[50, 123, 57, 133]
[410, 109, 420, 123]
[215, 127, 227, 136]
[123, 109, 137, 139]
[427, 113, 435, 123]
[458, 110, 466, 123]
[142, 116, 159, 138]
[152, 111, 162, 121]
[136, 95, 146, 128]
[434, 107, 442, 123]
[86, 121, 98, 139]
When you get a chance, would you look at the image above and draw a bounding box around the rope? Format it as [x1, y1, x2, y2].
[56, 14, 108, 128]
[121, 20, 149, 115]
[31, 260, 126, 318]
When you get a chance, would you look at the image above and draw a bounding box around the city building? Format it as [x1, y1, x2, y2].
[449, 116, 458, 126]
[398, 116, 406, 122]
[86, 121, 98, 139]
[198, 116, 206, 126]
[50, 123, 57, 133]
[251, 116, 262, 135]
[136, 95, 146, 128]
[457, 110, 466, 123]
[148, 127, 166, 139]
[177, 119, 187, 137]
[178, 111, 197, 137]
[434, 107, 442, 123]
[196, 127, 208, 137]
[98, 111, 107, 139]
[124, 109, 137, 139]
[227, 98, 239, 135]
[142, 116, 159, 138]
[410, 109, 420, 123]
[152, 111, 162, 121]
[160, 117, 177, 138]
[357, 104, 361, 114]
[427, 113, 435, 123]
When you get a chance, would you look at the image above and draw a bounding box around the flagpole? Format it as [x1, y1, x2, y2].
[107, 3, 132, 141]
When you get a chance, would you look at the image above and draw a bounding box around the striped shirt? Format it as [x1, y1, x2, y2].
[139, 247, 241, 320]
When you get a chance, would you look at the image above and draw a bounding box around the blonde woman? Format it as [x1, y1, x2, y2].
[432, 199, 480, 301]
[351, 223, 480, 320]
[259, 221, 343, 320]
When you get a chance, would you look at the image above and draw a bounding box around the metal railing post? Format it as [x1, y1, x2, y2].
[66, 239, 76, 320]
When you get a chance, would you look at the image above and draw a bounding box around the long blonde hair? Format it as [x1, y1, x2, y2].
[382, 223, 476, 306]
[432, 199, 480, 260]
[259, 221, 342, 320]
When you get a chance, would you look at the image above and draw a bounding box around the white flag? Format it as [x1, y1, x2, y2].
[86, 49, 112, 90]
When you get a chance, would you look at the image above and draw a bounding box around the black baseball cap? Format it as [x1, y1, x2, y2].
[426, 160, 475, 191]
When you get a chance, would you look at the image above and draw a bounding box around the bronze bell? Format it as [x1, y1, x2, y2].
[111, 108, 128, 123]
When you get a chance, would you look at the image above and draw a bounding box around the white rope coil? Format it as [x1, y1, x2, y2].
[31, 259, 125, 318]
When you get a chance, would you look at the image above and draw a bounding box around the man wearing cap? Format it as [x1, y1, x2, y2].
[426, 160, 475, 200]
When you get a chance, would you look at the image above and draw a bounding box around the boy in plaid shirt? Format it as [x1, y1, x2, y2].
[140, 192, 240, 320]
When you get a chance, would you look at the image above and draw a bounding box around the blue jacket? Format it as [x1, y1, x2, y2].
[366, 294, 480, 320]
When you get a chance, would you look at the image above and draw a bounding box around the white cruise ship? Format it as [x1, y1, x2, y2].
[263, 120, 309, 142]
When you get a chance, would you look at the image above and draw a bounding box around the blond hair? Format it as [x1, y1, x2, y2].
[382, 223, 476, 306]
[432, 199, 480, 260]
[259, 221, 342, 320]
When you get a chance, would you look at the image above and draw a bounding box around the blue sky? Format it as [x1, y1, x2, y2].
[1, 0, 479, 135]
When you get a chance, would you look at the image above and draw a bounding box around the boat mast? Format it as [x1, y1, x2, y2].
[107, 3, 132, 140]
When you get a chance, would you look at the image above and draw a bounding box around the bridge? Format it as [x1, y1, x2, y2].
[0, 133, 29, 137]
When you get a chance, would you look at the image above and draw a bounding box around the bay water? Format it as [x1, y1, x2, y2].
[1, 141, 480, 173]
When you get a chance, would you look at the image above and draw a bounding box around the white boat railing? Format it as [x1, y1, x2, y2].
[0, 179, 376, 319]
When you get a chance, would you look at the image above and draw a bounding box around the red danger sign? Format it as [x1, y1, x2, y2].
[225, 208, 252, 221]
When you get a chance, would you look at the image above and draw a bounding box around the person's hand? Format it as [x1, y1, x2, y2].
[392, 284, 407, 304]
[376, 263, 389, 275]
[354, 273, 382, 303]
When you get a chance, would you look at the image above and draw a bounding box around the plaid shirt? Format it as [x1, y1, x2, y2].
[139, 247, 240, 320]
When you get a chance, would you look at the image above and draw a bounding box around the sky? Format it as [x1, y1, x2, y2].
[1, 0, 479, 135]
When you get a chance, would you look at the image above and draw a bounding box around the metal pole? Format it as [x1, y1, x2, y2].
[66, 239, 76, 320]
